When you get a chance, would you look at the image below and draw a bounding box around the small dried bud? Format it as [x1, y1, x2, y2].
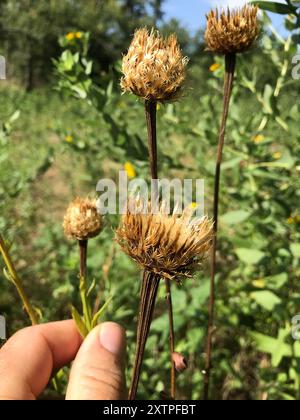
[205, 6, 259, 54]
[115, 200, 214, 281]
[63, 197, 102, 241]
[172, 352, 188, 373]
[121, 28, 188, 103]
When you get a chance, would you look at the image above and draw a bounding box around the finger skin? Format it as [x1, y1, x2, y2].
[0, 320, 82, 400]
[66, 322, 127, 400]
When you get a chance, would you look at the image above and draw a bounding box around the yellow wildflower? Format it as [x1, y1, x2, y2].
[209, 63, 221, 72]
[287, 216, 300, 224]
[66, 32, 75, 41]
[124, 162, 136, 179]
[273, 152, 282, 160]
[76, 32, 82, 39]
[190, 202, 198, 209]
[252, 279, 265, 289]
[252, 134, 265, 144]
[65, 135, 73, 143]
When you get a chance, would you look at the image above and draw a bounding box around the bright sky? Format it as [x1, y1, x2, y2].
[163, 0, 287, 34]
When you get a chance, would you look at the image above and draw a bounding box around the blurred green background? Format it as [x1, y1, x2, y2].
[0, 0, 300, 400]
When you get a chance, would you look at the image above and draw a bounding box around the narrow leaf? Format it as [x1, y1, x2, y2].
[251, 1, 297, 14]
[92, 296, 113, 328]
[71, 305, 88, 338]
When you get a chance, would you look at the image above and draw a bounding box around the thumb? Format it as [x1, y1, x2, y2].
[66, 322, 127, 400]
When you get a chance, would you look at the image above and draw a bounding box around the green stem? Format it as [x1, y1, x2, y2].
[0, 233, 38, 325]
[78, 239, 92, 330]
[203, 52, 236, 401]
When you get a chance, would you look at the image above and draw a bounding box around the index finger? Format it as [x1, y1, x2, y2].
[0, 320, 82, 400]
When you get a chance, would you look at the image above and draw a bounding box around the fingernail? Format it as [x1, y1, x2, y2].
[99, 322, 126, 355]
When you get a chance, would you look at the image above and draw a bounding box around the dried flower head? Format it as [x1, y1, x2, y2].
[121, 28, 188, 103]
[116, 200, 214, 281]
[63, 197, 102, 241]
[205, 5, 259, 54]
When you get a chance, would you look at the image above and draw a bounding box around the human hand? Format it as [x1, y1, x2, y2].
[0, 320, 126, 400]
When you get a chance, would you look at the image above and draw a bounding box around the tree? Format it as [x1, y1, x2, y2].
[0, 0, 166, 89]
[150, 0, 165, 25]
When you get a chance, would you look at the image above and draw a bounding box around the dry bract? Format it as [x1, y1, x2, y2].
[63, 197, 102, 241]
[121, 28, 188, 102]
[116, 200, 214, 281]
[205, 5, 259, 54]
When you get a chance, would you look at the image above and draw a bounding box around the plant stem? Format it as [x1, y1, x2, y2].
[78, 239, 92, 330]
[0, 234, 63, 391]
[129, 270, 160, 400]
[165, 278, 176, 399]
[203, 53, 236, 400]
[79, 239, 88, 278]
[0, 233, 38, 325]
[144, 99, 177, 399]
[145, 99, 158, 200]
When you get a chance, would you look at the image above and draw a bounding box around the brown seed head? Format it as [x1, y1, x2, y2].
[205, 5, 259, 54]
[63, 197, 102, 241]
[115, 200, 214, 281]
[121, 28, 188, 103]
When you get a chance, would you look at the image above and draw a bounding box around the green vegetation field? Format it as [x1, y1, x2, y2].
[0, 0, 300, 401]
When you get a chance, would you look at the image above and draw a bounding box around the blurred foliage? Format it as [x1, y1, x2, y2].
[0, 0, 199, 90]
[0, 3, 300, 400]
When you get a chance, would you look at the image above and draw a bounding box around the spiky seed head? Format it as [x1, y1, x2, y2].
[63, 197, 102, 241]
[205, 5, 259, 54]
[121, 28, 188, 103]
[115, 200, 214, 281]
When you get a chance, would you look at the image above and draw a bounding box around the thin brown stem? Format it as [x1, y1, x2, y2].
[79, 239, 88, 279]
[129, 270, 160, 400]
[144, 98, 177, 399]
[165, 278, 176, 399]
[0, 233, 38, 325]
[203, 53, 236, 400]
[145, 99, 158, 200]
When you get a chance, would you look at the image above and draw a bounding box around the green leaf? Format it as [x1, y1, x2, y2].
[251, 1, 298, 14]
[9, 110, 20, 123]
[85, 60, 93, 75]
[291, 243, 300, 258]
[172, 289, 187, 312]
[71, 305, 88, 338]
[221, 157, 243, 170]
[91, 296, 113, 328]
[236, 248, 265, 264]
[61, 50, 74, 71]
[151, 313, 169, 333]
[191, 279, 210, 307]
[87, 278, 96, 298]
[262, 84, 274, 114]
[221, 210, 251, 225]
[267, 273, 288, 290]
[3, 267, 14, 283]
[250, 290, 281, 311]
[250, 328, 292, 367]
